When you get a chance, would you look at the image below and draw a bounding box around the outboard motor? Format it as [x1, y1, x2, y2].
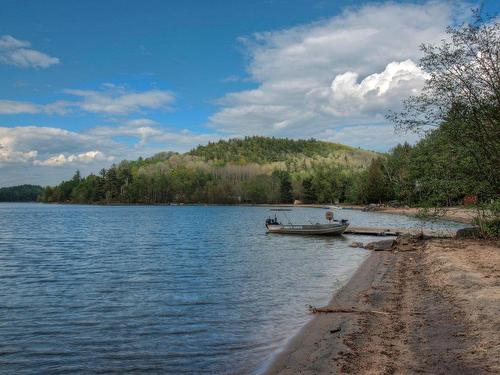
[265, 218, 272, 228]
[265, 215, 280, 228]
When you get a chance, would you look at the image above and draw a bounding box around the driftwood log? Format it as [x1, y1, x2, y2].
[308, 305, 390, 316]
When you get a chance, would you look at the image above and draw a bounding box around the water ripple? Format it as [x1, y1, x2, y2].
[0, 203, 464, 374]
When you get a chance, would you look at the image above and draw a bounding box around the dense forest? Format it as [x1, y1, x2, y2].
[0, 185, 43, 202]
[39, 17, 499, 235]
[39, 137, 378, 205]
[188, 137, 357, 163]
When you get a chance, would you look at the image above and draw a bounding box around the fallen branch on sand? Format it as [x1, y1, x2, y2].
[308, 305, 390, 316]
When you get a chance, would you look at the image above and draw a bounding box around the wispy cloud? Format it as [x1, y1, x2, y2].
[0, 100, 71, 115]
[0, 35, 60, 68]
[0, 86, 175, 116]
[0, 100, 40, 115]
[63, 87, 175, 115]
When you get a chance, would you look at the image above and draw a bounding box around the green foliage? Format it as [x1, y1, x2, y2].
[0, 185, 43, 202]
[479, 219, 500, 239]
[273, 170, 293, 203]
[189, 136, 361, 164]
[302, 178, 317, 204]
[363, 158, 391, 204]
[474, 200, 500, 239]
[388, 14, 499, 204]
[40, 137, 376, 205]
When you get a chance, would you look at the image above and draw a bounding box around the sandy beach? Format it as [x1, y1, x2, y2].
[339, 205, 478, 224]
[265, 237, 500, 374]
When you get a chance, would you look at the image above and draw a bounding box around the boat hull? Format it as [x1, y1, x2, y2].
[266, 223, 348, 236]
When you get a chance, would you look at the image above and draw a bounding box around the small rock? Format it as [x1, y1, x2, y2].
[398, 244, 414, 252]
[349, 241, 364, 248]
[364, 239, 395, 251]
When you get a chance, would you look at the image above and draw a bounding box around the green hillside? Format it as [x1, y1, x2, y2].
[189, 136, 364, 163]
[40, 137, 379, 204]
[0, 185, 43, 202]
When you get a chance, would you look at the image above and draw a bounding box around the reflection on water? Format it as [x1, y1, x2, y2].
[0, 204, 465, 374]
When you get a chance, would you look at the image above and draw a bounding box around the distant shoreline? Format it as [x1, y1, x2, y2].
[9, 201, 476, 224]
[3, 200, 476, 223]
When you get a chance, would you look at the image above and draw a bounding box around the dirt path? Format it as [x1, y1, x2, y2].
[265, 239, 500, 374]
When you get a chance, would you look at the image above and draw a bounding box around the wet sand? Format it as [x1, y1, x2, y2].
[265, 238, 500, 374]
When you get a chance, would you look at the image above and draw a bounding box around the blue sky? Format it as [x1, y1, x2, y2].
[0, 0, 498, 186]
[0, 0, 371, 131]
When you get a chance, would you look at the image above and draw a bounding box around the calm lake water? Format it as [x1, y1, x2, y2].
[0, 204, 465, 374]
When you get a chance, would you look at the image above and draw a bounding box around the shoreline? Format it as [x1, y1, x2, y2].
[262, 249, 383, 375]
[361, 206, 475, 224]
[264, 237, 499, 374]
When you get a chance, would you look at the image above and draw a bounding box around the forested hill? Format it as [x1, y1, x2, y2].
[39, 137, 379, 205]
[189, 136, 366, 164]
[0, 185, 43, 202]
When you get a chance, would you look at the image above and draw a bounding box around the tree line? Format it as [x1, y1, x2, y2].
[0, 185, 43, 202]
[38, 141, 376, 205]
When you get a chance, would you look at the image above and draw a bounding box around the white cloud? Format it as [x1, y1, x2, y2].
[0, 126, 110, 167]
[0, 35, 60, 68]
[210, 1, 471, 149]
[0, 123, 222, 185]
[320, 124, 421, 151]
[33, 151, 111, 166]
[0, 100, 40, 115]
[0, 100, 71, 115]
[88, 122, 218, 148]
[0, 87, 174, 116]
[0, 145, 38, 164]
[317, 59, 429, 117]
[126, 118, 159, 127]
[64, 87, 175, 115]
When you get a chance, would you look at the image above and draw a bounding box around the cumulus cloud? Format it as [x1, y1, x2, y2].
[0, 35, 60, 68]
[0, 145, 38, 164]
[0, 126, 114, 185]
[0, 123, 221, 185]
[317, 59, 429, 117]
[33, 151, 111, 166]
[0, 126, 111, 167]
[210, 1, 470, 148]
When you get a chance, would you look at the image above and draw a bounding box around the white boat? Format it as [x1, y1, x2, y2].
[265, 209, 349, 236]
[324, 205, 342, 210]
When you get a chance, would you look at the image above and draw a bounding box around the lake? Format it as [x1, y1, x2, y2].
[0, 204, 465, 374]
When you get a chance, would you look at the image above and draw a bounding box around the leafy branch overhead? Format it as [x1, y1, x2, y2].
[388, 12, 500, 196]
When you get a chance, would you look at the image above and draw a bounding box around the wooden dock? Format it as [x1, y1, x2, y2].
[345, 226, 457, 238]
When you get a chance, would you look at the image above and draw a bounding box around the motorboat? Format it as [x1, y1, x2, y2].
[265, 209, 349, 236]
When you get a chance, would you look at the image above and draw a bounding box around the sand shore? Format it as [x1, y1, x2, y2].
[340, 205, 477, 224]
[265, 238, 499, 374]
